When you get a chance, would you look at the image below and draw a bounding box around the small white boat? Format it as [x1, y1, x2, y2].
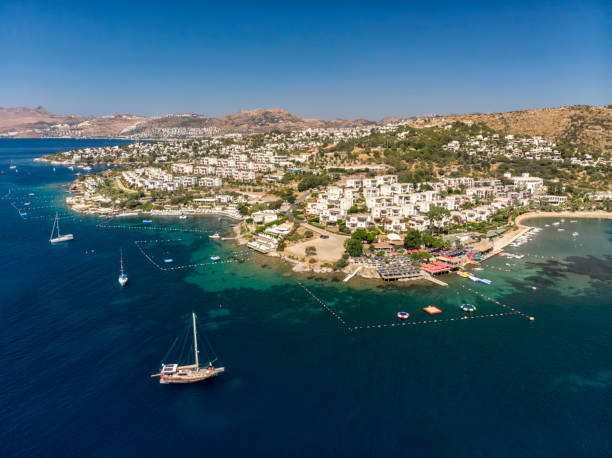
[558, 228, 565, 232]
[552, 222, 560, 226]
[209, 233, 221, 239]
[210, 255, 221, 262]
[572, 232, 579, 237]
[49, 213, 74, 243]
[118, 249, 128, 286]
[179, 214, 187, 220]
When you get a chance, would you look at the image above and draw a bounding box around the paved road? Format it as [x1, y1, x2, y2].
[286, 189, 348, 239]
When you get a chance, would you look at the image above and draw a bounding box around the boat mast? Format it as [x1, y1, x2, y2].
[192, 313, 199, 369]
[55, 213, 61, 237]
[50, 214, 57, 240]
[120, 249, 124, 275]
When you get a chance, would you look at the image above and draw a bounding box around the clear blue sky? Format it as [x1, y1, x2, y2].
[1, 0, 610, 119]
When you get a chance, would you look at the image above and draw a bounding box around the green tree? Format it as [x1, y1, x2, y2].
[351, 229, 375, 243]
[344, 238, 363, 257]
[422, 233, 444, 249]
[238, 204, 250, 216]
[297, 173, 330, 191]
[403, 228, 422, 249]
[426, 206, 451, 235]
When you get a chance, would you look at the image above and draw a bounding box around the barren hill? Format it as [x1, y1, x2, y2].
[1, 105, 610, 152]
[437, 105, 612, 153]
[0, 107, 373, 138]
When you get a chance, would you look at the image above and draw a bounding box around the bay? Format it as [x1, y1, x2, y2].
[1, 139, 610, 457]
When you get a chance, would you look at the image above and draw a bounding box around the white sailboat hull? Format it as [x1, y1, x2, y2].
[50, 234, 74, 243]
[158, 366, 225, 384]
[118, 276, 128, 286]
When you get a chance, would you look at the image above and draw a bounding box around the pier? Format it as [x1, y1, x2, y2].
[343, 266, 362, 282]
[420, 270, 448, 286]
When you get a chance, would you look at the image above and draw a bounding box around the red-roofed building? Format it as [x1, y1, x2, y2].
[422, 261, 451, 275]
[436, 254, 465, 269]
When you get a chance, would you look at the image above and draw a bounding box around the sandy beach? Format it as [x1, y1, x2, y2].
[489, 211, 611, 254]
[515, 210, 612, 225]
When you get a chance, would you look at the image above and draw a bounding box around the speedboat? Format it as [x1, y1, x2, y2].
[210, 255, 221, 262]
[118, 249, 128, 286]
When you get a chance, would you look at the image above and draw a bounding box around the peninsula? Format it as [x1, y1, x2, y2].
[35, 106, 612, 283]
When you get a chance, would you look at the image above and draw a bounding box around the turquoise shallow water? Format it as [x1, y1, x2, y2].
[1, 139, 611, 457]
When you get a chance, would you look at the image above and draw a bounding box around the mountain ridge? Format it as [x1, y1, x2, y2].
[1, 105, 610, 152]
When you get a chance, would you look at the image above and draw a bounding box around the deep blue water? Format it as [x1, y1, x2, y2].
[1, 139, 611, 457]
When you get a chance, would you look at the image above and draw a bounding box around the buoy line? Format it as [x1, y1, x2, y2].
[133, 240, 250, 271]
[297, 282, 353, 332]
[97, 223, 211, 234]
[354, 311, 520, 330]
[457, 283, 533, 320]
[26, 214, 77, 221]
[296, 281, 529, 333]
[485, 266, 515, 272]
[521, 253, 555, 260]
[9, 202, 75, 221]
[12, 204, 58, 210]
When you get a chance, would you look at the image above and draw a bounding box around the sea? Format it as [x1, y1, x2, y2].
[1, 139, 611, 457]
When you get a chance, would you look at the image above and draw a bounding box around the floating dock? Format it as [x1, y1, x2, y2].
[423, 305, 442, 315]
[456, 271, 491, 285]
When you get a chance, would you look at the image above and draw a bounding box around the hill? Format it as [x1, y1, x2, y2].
[435, 105, 611, 153]
[1, 105, 609, 153]
[0, 107, 373, 139]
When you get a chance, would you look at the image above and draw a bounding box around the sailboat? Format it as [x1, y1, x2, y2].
[118, 249, 128, 286]
[151, 313, 225, 384]
[49, 213, 74, 243]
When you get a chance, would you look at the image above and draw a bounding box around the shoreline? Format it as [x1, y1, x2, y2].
[515, 210, 612, 226]
[484, 210, 611, 259]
